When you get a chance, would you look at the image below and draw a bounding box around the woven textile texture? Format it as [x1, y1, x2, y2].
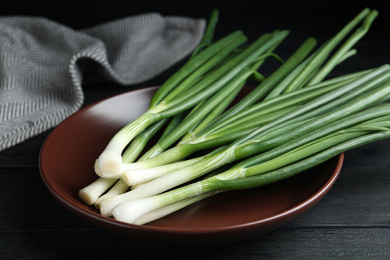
[0, 13, 205, 151]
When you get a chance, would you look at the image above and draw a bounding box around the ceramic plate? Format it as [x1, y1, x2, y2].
[39, 86, 343, 247]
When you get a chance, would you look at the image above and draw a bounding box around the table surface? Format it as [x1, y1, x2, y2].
[1, 1, 390, 259]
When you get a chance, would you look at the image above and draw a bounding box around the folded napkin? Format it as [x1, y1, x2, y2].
[0, 13, 205, 152]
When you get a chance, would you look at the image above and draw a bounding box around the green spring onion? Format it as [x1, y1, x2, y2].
[78, 8, 390, 225]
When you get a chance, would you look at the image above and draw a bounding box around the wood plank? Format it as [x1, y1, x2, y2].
[291, 162, 390, 227]
[0, 132, 50, 166]
[343, 138, 390, 166]
[0, 167, 91, 231]
[1, 228, 389, 259]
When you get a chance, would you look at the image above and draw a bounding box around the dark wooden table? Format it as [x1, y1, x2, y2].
[1, 1, 389, 258]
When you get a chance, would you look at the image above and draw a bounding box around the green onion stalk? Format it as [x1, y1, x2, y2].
[78, 118, 169, 206]
[99, 66, 390, 217]
[282, 8, 377, 93]
[94, 30, 246, 176]
[113, 122, 390, 224]
[111, 8, 378, 177]
[136, 31, 288, 161]
[110, 38, 321, 176]
[120, 67, 390, 189]
[111, 102, 390, 223]
[209, 8, 377, 124]
[81, 8, 384, 221]
[116, 65, 389, 177]
[102, 50, 378, 211]
[131, 110, 390, 224]
[79, 9, 221, 205]
[95, 29, 290, 178]
[79, 10, 287, 205]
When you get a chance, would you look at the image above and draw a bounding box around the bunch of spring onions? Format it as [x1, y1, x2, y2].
[79, 8, 390, 224]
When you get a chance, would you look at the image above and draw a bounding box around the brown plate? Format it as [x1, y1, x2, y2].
[39, 86, 343, 248]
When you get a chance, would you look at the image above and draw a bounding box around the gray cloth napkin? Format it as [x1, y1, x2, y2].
[0, 13, 205, 152]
